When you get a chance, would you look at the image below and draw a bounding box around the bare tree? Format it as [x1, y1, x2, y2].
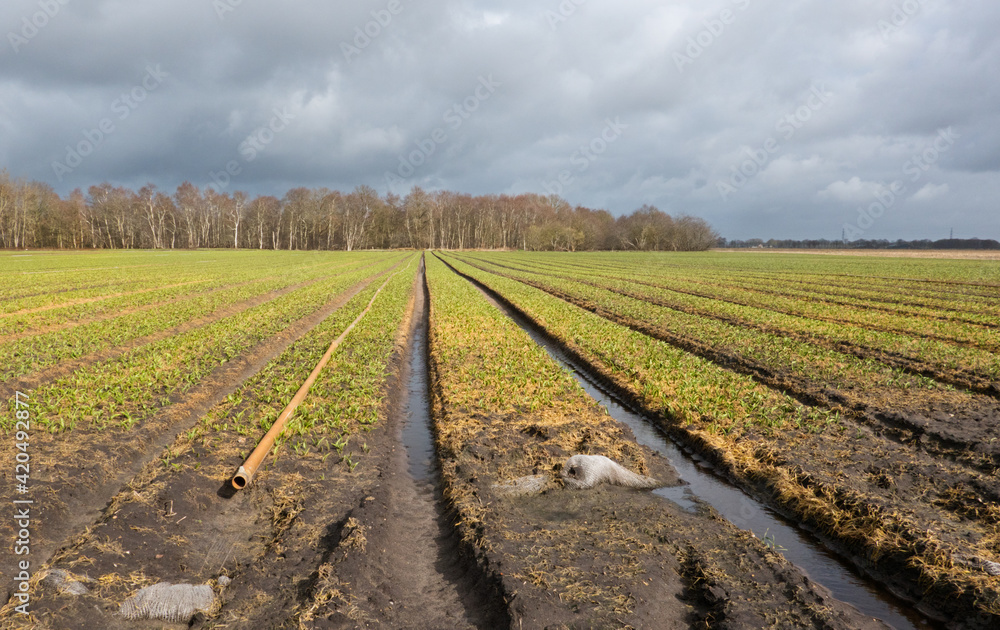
[0, 170, 13, 248]
[0, 177, 722, 252]
[229, 191, 247, 249]
[138, 183, 173, 249]
[174, 182, 203, 248]
[342, 185, 376, 251]
[320, 190, 341, 249]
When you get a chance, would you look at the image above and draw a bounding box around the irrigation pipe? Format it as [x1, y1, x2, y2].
[231, 258, 414, 490]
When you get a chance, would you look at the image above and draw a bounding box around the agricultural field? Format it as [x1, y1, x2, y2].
[445, 250, 1000, 627]
[0, 248, 997, 629]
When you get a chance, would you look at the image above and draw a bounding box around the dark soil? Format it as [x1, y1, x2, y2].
[480, 264, 1000, 469]
[290, 257, 505, 629]
[427, 255, 895, 629]
[441, 254, 1000, 628]
[0, 272, 382, 606]
[1, 258, 499, 630]
[2, 254, 981, 629]
[467, 255, 1000, 398]
[0, 256, 389, 402]
[432, 406, 893, 629]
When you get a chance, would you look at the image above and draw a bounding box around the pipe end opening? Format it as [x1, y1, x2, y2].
[232, 466, 250, 490]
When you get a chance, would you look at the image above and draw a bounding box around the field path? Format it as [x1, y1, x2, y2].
[297, 261, 496, 627]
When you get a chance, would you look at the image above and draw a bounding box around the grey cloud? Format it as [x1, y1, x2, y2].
[1, 0, 998, 240]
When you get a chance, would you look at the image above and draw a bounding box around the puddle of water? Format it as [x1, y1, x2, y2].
[472, 281, 937, 630]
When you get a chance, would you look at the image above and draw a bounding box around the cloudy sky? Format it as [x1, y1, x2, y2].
[1, 0, 998, 241]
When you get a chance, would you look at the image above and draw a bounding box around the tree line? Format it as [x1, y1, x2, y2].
[724, 238, 1000, 250]
[0, 171, 719, 251]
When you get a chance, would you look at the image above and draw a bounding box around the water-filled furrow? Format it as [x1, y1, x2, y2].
[397, 258, 507, 629]
[468, 275, 937, 630]
[401, 288, 435, 484]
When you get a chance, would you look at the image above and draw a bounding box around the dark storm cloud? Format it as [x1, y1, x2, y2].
[1, 0, 998, 240]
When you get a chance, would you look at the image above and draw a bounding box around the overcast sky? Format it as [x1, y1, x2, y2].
[2, 0, 998, 241]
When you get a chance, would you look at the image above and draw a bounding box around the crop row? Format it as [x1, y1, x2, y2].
[474, 253, 1000, 353]
[505, 251, 1000, 311]
[463, 253, 1000, 389]
[3, 253, 405, 434]
[693, 271, 1000, 319]
[439, 252, 1000, 623]
[572, 259, 1000, 324]
[0, 254, 389, 385]
[426, 253, 648, 481]
[609, 264, 998, 329]
[440, 254, 837, 439]
[192, 253, 420, 471]
[678, 250, 999, 285]
[7, 255, 421, 628]
[0, 252, 253, 312]
[453, 254, 994, 440]
[744, 267, 1000, 301]
[0, 251, 371, 319]
[183, 253, 421, 626]
[425, 253, 687, 623]
[0, 276, 299, 385]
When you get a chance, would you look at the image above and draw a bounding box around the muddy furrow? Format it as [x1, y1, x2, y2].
[561, 286, 1000, 471]
[291, 259, 500, 629]
[439, 254, 999, 628]
[0, 277, 267, 344]
[428, 254, 902, 629]
[575, 274, 1000, 399]
[453, 257, 1000, 464]
[0, 255, 374, 343]
[0, 257, 433, 629]
[0, 272, 383, 603]
[0, 280, 213, 318]
[0, 259, 389, 405]
[466, 262, 1000, 460]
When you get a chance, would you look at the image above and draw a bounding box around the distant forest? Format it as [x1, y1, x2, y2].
[724, 238, 1000, 250]
[0, 172, 718, 252]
